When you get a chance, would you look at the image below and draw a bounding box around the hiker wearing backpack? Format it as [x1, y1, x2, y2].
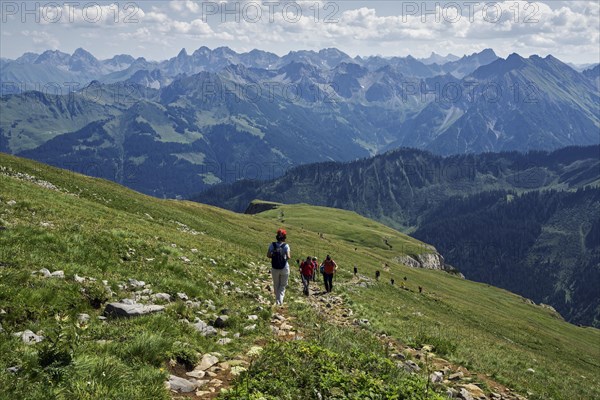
[267, 229, 291, 306]
[300, 256, 314, 296]
[322, 255, 338, 293]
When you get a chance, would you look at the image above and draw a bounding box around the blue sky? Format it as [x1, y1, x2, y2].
[1, 1, 599, 64]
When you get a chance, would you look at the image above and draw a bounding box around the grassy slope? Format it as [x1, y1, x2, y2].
[254, 203, 600, 400]
[0, 153, 598, 399]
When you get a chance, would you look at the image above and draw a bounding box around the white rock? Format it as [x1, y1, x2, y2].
[168, 375, 198, 393]
[198, 354, 219, 371]
[152, 293, 172, 302]
[77, 313, 90, 323]
[186, 369, 206, 379]
[20, 330, 44, 344]
[50, 270, 65, 278]
[104, 302, 165, 318]
[177, 292, 189, 301]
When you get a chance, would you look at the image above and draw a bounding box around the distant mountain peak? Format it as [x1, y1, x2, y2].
[177, 48, 188, 58]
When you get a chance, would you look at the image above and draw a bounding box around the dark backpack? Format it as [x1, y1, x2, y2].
[271, 242, 287, 269]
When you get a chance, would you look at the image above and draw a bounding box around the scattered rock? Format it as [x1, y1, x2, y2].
[128, 279, 145, 288]
[152, 293, 171, 302]
[19, 330, 44, 344]
[77, 313, 90, 323]
[279, 323, 293, 331]
[402, 360, 421, 373]
[459, 388, 474, 400]
[460, 384, 485, 399]
[244, 324, 256, 331]
[7, 366, 19, 373]
[50, 270, 64, 278]
[247, 314, 258, 320]
[209, 378, 223, 387]
[177, 292, 189, 301]
[449, 371, 464, 381]
[526, 368, 535, 373]
[216, 338, 232, 345]
[430, 371, 444, 384]
[198, 354, 219, 371]
[7, 200, 16, 206]
[193, 320, 218, 337]
[168, 375, 199, 393]
[186, 369, 206, 379]
[74, 274, 86, 283]
[104, 302, 164, 318]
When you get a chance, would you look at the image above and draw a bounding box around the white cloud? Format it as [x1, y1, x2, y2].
[21, 30, 60, 49]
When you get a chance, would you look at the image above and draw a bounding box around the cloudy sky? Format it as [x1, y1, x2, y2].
[1, 1, 599, 65]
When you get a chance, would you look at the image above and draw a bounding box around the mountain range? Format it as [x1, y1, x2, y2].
[194, 145, 600, 327]
[1, 47, 599, 198]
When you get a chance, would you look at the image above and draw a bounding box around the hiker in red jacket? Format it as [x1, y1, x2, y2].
[300, 256, 313, 295]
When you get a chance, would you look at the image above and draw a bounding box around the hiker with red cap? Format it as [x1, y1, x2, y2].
[267, 229, 291, 306]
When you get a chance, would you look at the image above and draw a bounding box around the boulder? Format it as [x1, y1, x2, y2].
[104, 302, 164, 318]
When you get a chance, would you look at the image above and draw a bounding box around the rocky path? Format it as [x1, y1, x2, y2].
[167, 271, 529, 400]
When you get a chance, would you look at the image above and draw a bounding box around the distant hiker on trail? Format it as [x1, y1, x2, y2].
[300, 256, 314, 296]
[322, 255, 338, 293]
[267, 229, 291, 306]
[311, 257, 318, 281]
[375, 270, 380, 281]
[354, 265, 358, 275]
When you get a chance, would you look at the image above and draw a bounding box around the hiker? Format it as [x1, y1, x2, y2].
[391, 278, 395, 285]
[322, 255, 338, 293]
[353, 265, 358, 275]
[375, 270, 380, 281]
[311, 257, 318, 281]
[267, 229, 291, 306]
[300, 256, 313, 296]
